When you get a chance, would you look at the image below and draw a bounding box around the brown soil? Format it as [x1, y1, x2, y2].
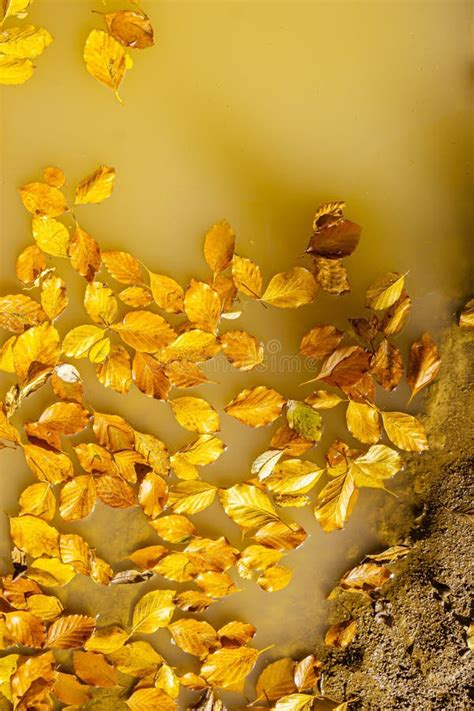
[321, 326, 474, 710]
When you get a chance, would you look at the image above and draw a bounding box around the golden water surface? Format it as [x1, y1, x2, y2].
[0, 0, 472, 707]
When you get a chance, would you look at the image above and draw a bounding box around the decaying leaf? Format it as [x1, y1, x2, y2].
[407, 332, 441, 401]
[84, 30, 132, 101]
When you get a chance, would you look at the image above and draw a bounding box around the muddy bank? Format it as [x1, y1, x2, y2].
[321, 327, 474, 710]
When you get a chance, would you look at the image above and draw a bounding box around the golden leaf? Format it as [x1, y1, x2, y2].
[407, 332, 441, 401]
[16, 244, 46, 285]
[273, 693, 315, 710]
[366, 272, 406, 310]
[313, 256, 350, 295]
[338, 562, 390, 593]
[459, 297, 474, 329]
[43, 166, 65, 188]
[286, 400, 322, 441]
[73, 650, 118, 688]
[113, 310, 176, 352]
[0, 55, 33, 84]
[264, 459, 323, 494]
[257, 564, 293, 592]
[201, 646, 260, 690]
[119, 285, 153, 307]
[69, 225, 101, 281]
[93, 411, 135, 451]
[95, 474, 136, 508]
[62, 324, 106, 358]
[10, 514, 59, 557]
[325, 619, 357, 648]
[27, 557, 76, 586]
[168, 618, 219, 659]
[23, 443, 73, 483]
[104, 10, 154, 49]
[232, 255, 263, 297]
[171, 396, 220, 433]
[299, 324, 344, 361]
[345, 401, 381, 444]
[381, 411, 428, 452]
[225, 386, 285, 427]
[102, 250, 143, 285]
[382, 291, 411, 335]
[305, 390, 342, 409]
[184, 279, 222, 332]
[0, 24, 52, 57]
[126, 688, 176, 711]
[52, 672, 91, 707]
[262, 267, 317, 308]
[0, 293, 46, 333]
[219, 483, 280, 531]
[4, 611, 45, 648]
[84, 626, 129, 654]
[40, 276, 68, 320]
[160, 329, 220, 364]
[314, 470, 358, 532]
[133, 351, 170, 399]
[59, 475, 96, 521]
[45, 615, 95, 649]
[256, 658, 296, 701]
[370, 338, 403, 391]
[96, 345, 132, 393]
[84, 281, 118, 325]
[138, 471, 168, 519]
[26, 594, 63, 621]
[168, 480, 217, 514]
[351, 444, 401, 488]
[149, 272, 184, 313]
[84, 30, 132, 100]
[131, 589, 176, 633]
[107, 640, 163, 676]
[19, 182, 67, 217]
[220, 330, 264, 370]
[204, 220, 236, 274]
[18, 482, 55, 520]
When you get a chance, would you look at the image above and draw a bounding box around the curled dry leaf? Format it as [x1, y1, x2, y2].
[225, 386, 286, 427]
[104, 9, 154, 49]
[407, 332, 441, 401]
[84, 30, 132, 101]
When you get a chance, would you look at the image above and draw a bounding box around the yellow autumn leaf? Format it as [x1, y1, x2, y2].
[96, 345, 132, 393]
[113, 310, 176, 352]
[150, 514, 197, 543]
[84, 30, 132, 101]
[31, 215, 69, 256]
[184, 279, 222, 332]
[40, 276, 68, 320]
[18, 482, 56, 520]
[220, 329, 264, 370]
[0, 55, 33, 84]
[170, 396, 220, 433]
[0, 25, 52, 57]
[201, 646, 261, 690]
[168, 618, 219, 659]
[204, 219, 236, 274]
[62, 324, 105, 358]
[346, 400, 381, 444]
[256, 658, 296, 701]
[19, 182, 68, 217]
[149, 272, 184, 313]
[381, 411, 428, 452]
[232, 254, 263, 297]
[168, 480, 217, 514]
[219, 483, 280, 531]
[262, 267, 318, 308]
[314, 470, 358, 532]
[84, 281, 118, 325]
[257, 564, 293, 592]
[75, 165, 116, 205]
[45, 615, 95, 649]
[225, 385, 286, 427]
[59, 475, 96, 521]
[366, 272, 406, 310]
[131, 589, 176, 633]
[16, 244, 46, 284]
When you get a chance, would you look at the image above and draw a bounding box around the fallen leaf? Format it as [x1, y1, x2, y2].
[84, 30, 132, 101]
[407, 332, 441, 401]
[366, 272, 406, 310]
[381, 411, 428, 452]
[225, 386, 286, 427]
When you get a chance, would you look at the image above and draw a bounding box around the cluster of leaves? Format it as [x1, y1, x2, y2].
[0, 165, 443, 708]
[84, 4, 154, 102]
[0, 0, 52, 85]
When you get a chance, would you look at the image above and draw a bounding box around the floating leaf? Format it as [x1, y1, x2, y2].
[232, 255, 263, 297]
[219, 483, 280, 531]
[84, 30, 132, 101]
[366, 272, 406, 310]
[171, 396, 220, 433]
[262, 267, 317, 308]
[225, 386, 285, 427]
[204, 220, 235, 273]
[201, 646, 261, 690]
[370, 338, 403, 391]
[132, 589, 175, 633]
[381, 411, 428, 452]
[113, 310, 176, 352]
[346, 401, 380, 444]
[286, 400, 322, 442]
[149, 272, 184, 313]
[220, 329, 264, 370]
[104, 9, 154, 49]
[407, 332, 441, 401]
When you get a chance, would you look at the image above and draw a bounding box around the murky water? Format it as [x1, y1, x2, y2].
[0, 0, 471, 706]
